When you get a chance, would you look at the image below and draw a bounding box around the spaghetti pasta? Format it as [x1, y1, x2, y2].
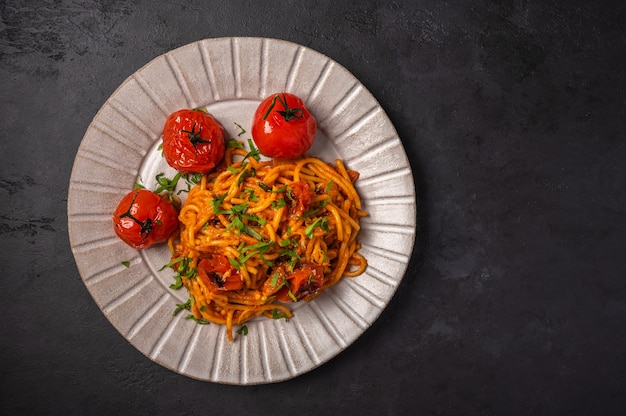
[168, 141, 367, 341]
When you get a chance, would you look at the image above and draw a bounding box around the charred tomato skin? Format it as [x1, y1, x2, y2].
[197, 254, 243, 292]
[162, 109, 226, 174]
[113, 189, 179, 249]
[251, 93, 316, 159]
[275, 262, 324, 302]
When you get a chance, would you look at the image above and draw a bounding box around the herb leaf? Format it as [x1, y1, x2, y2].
[305, 217, 329, 239]
[154, 172, 184, 194]
[243, 139, 261, 162]
[271, 309, 290, 321]
[173, 299, 192, 316]
[227, 138, 243, 148]
[186, 314, 211, 325]
[234, 122, 246, 136]
[211, 193, 228, 214]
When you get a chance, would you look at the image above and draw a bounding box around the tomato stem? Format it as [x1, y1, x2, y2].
[118, 190, 153, 238]
[182, 122, 211, 150]
[262, 94, 303, 122]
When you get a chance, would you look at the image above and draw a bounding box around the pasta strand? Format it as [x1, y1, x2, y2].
[168, 146, 368, 341]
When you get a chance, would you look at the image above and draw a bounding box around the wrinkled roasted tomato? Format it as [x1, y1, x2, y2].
[251, 93, 317, 159]
[113, 189, 179, 249]
[288, 181, 315, 216]
[161, 108, 226, 174]
[275, 262, 325, 302]
[197, 254, 243, 292]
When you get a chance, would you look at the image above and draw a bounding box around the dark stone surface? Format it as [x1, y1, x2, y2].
[1, 0, 625, 414]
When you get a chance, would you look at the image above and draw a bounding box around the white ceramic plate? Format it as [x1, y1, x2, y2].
[68, 37, 416, 384]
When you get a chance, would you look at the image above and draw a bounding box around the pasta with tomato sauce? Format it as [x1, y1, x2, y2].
[167, 140, 367, 341]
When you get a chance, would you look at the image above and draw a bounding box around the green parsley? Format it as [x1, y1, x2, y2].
[243, 224, 264, 240]
[272, 197, 287, 209]
[303, 197, 330, 217]
[279, 238, 293, 248]
[189, 172, 203, 185]
[161, 256, 196, 289]
[186, 314, 211, 325]
[170, 274, 183, 290]
[227, 138, 243, 148]
[257, 181, 272, 192]
[280, 249, 300, 270]
[305, 217, 330, 239]
[173, 299, 192, 316]
[243, 139, 261, 162]
[240, 213, 266, 226]
[243, 189, 258, 202]
[211, 193, 228, 214]
[228, 257, 242, 270]
[237, 167, 256, 187]
[271, 309, 290, 321]
[234, 122, 246, 136]
[154, 172, 184, 194]
[270, 272, 281, 287]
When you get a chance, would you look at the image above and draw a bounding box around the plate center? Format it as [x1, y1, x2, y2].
[137, 99, 338, 300]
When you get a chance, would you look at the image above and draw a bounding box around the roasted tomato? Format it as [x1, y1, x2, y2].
[251, 93, 317, 159]
[288, 181, 314, 216]
[197, 254, 243, 292]
[275, 262, 324, 302]
[161, 108, 226, 174]
[113, 189, 179, 249]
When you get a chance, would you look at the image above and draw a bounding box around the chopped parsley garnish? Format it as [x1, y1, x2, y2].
[272, 197, 287, 209]
[186, 314, 211, 325]
[305, 217, 329, 239]
[271, 309, 290, 321]
[161, 256, 196, 289]
[154, 172, 183, 194]
[234, 122, 246, 136]
[227, 138, 243, 148]
[280, 248, 300, 271]
[237, 167, 256, 187]
[257, 182, 272, 192]
[211, 193, 228, 214]
[270, 272, 281, 287]
[173, 299, 192, 316]
[279, 238, 293, 248]
[243, 139, 261, 162]
[243, 189, 258, 202]
[189, 172, 203, 185]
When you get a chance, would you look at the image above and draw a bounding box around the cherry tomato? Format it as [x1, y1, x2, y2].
[197, 254, 243, 292]
[251, 93, 317, 159]
[275, 262, 324, 302]
[113, 189, 179, 249]
[288, 181, 314, 216]
[162, 109, 226, 174]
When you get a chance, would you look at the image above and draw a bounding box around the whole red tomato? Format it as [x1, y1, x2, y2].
[162, 109, 226, 174]
[251, 93, 317, 159]
[113, 189, 179, 249]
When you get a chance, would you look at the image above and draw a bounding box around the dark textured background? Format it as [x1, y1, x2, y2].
[1, 0, 625, 414]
